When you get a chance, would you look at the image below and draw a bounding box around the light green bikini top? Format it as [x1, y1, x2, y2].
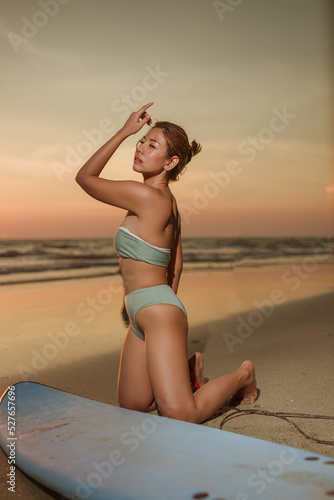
[114, 227, 171, 267]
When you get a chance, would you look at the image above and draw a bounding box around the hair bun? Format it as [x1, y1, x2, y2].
[191, 140, 202, 156]
[187, 140, 202, 163]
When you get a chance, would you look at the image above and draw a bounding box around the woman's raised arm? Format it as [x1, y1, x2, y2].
[75, 103, 154, 212]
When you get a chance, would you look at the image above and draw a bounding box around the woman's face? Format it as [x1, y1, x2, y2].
[133, 128, 169, 177]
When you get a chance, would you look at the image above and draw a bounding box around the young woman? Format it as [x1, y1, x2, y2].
[76, 102, 257, 423]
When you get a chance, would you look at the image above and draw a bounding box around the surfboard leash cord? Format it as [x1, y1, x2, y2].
[219, 408, 334, 446]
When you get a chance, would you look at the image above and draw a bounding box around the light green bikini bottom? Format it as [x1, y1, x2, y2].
[125, 284, 187, 341]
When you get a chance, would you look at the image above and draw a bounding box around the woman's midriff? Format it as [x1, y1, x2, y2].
[119, 258, 168, 295]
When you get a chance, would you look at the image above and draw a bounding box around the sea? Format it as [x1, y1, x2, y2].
[0, 237, 333, 286]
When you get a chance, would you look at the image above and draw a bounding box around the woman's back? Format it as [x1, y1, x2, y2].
[115, 189, 180, 295]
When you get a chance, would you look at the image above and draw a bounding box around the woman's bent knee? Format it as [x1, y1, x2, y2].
[119, 396, 136, 411]
[119, 395, 154, 413]
[119, 399, 147, 413]
[157, 402, 197, 423]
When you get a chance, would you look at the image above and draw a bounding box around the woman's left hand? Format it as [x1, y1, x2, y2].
[121, 102, 154, 136]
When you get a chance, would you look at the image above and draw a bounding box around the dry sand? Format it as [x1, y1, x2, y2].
[1, 264, 333, 499]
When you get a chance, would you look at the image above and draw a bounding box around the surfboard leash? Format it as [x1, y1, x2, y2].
[219, 408, 334, 446]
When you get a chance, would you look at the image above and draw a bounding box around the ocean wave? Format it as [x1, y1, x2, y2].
[0, 261, 118, 276]
[0, 237, 333, 285]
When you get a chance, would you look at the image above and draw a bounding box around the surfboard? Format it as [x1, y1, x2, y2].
[0, 382, 333, 500]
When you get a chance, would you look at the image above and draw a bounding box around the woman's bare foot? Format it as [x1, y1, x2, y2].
[239, 360, 257, 404]
[188, 352, 205, 389]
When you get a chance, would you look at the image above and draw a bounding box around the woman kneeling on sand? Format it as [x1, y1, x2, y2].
[76, 102, 257, 423]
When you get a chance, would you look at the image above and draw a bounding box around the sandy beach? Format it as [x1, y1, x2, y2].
[1, 264, 333, 499]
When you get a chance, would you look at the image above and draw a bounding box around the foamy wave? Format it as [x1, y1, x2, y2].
[0, 237, 333, 285]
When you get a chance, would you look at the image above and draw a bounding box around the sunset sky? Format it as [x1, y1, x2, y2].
[1, 0, 333, 239]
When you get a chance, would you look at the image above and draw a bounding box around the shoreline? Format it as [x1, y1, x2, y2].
[1, 253, 333, 286]
[1, 234, 333, 286]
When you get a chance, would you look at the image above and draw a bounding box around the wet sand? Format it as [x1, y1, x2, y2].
[0, 264, 333, 498]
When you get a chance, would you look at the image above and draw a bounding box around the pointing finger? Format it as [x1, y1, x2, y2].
[137, 102, 154, 115]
